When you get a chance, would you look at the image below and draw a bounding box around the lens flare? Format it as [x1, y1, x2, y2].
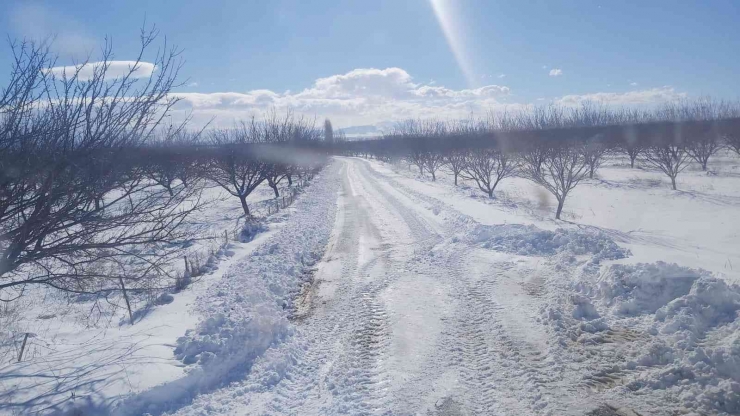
[428, 0, 477, 87]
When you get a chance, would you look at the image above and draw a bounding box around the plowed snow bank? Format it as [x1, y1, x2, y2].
[468, 223, 629, 261]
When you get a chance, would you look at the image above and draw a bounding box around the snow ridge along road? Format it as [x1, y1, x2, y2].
[170, 157, 733, 416]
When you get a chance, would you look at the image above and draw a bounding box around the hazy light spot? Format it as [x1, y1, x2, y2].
[429, 0, 477, 87]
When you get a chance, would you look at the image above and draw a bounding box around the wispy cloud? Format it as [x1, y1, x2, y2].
[498, 74, 506, 78]
[555, 87, 686, 106]
[47, 61, 156, 81]
[549, 68, 563, 77]
[630, 82, 638, 86]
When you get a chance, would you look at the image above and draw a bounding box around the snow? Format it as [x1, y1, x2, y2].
[468, 223, 630, 260]
[3, 151, 740, 416]
[0, 172, 335, 415]
[595, 262, 706, 316]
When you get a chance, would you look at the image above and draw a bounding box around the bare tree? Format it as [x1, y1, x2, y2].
[0, 28, 202, 300]
[726, 132, 740, 156]
[685, 131, 721, 171]
[582, 135, 609, 179]
[460, 147, 518, 198]
[141, 146, 181, 196]
[524, 142, 589, 219]
[424, 151, 447, 181]
[642, 143, 691, 190]
[521, 139, 548, 177]
[443, 148, 467, 186]
[265, 163, 288, 198]
[620, 133, 643, 169]
[206, 127, 266, 217]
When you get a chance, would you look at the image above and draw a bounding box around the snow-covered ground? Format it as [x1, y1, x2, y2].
[0, 176, 330, 415]
[2, 153, 740, 415]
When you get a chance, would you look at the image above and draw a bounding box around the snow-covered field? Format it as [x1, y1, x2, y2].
[2, 153, 740, 415]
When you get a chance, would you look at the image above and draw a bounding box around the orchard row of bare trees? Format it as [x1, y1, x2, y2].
[337, 102, 740, 219]
[0, 30, 327, 316]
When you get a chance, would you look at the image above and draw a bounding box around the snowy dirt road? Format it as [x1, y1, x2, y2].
[172, 157, 604, 416]
[167, 155, 740, 416]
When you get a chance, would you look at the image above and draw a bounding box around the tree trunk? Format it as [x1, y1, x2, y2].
[589, 166, 595, 179]
[120, 278, 134, 325]
[431, 170, 436, 181]
[287, 175, 292, 186]
[17, 333, 29, 362]
[454, 172, 458, 186]
[488, 189, 493, 199]
[555, 199, 565, 220]
[670, 176, 677, 190]
[270, 184, 280, 198]
[630, 157, 635, 168]
[239, 195, 250, 216]
[701, 160, 708, 171]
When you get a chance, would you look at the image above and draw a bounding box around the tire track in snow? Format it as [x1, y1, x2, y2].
[259, 159, 445, 415]
[324, 159, 446, 414]
[358, 158, 566, 414]
[263, 161, 387, 415]
[454, 273, 559, 415]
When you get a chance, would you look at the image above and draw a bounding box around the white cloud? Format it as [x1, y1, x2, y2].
[171, 67, 514, 128]
[549, 68, 563, 77]
[167, 67, 688, 130]
[555, 87, 686, 106]
[187, 82, 199, 87]
[47, 61, 156, 81]
[630, 82, 638, 86]
[498, 74, 506, 78]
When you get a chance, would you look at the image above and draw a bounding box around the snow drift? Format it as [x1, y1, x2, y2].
[468, 223, 630, 261]
[569, 261, 740, 415]
[596, 262, 707, 316]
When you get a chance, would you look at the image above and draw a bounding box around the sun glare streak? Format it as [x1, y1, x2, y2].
[429, 0, 477, 88]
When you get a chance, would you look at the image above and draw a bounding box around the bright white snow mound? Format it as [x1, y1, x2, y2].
[638, 275, 740, 414]
[596, 262, 708, 316]
[572, 261, 740, 415]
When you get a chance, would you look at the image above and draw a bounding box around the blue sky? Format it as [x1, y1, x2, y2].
[1, 0, 739, 128]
